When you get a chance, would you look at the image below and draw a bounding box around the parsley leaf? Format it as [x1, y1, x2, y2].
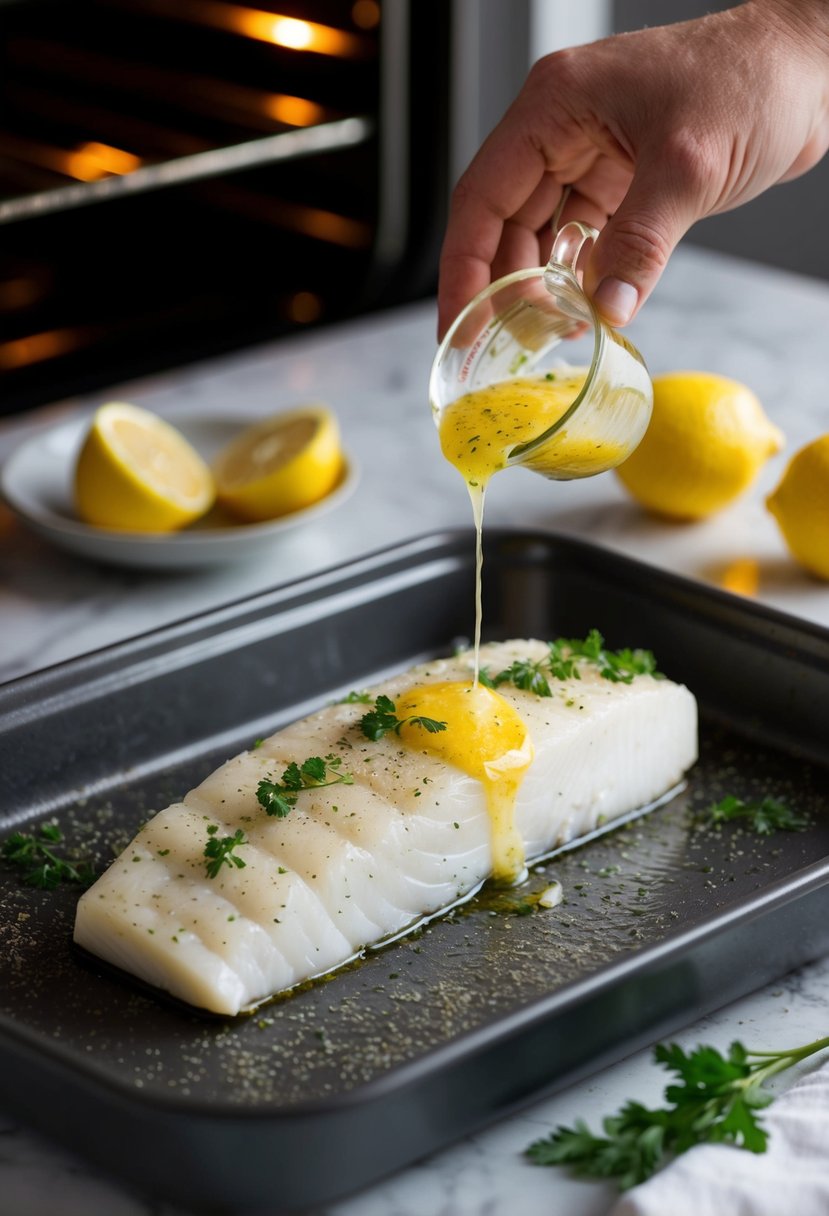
[337, 690, 373, 704]
[486, 631, 661, 697]
[527, 1034, 829, 1190]
[696, 795, 811, 835]
[546, 639, 581, 682]
[203, 826, 248, 879]
[486, 659, 552, 698]
[2, 823, 96, 889]
[256, 754, 354, 818]
[359, 695, 447, 742]
[557, 629, 660, 684]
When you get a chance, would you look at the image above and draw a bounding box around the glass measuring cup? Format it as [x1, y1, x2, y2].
[429, 221, 653, 480]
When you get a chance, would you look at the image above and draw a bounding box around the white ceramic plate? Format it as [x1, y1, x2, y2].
[0, 412, 359, 570]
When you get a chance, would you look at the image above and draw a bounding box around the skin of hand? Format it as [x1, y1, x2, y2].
[437, 0, 829, 339]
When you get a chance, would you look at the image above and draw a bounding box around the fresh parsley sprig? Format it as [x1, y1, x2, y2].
[204, 825, 248, 879]
[481, 630, 661, 698]
[696, 795, 811, 835]
[256, 754, 354, 819]
[1, 823, 95, 889]
[549, 630, 661, 684]
[359, 694, 447, 742]
[480, 658, 553, 698]
[527, 1034, 829, 1191]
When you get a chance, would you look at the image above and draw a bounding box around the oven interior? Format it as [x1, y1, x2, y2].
[0, 0, 451, 414]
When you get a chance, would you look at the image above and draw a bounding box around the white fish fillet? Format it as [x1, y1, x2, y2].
[74, 640, 698, 1014]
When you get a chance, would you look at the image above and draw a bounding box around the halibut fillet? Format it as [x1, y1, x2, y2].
[74, 640, 698, 1014]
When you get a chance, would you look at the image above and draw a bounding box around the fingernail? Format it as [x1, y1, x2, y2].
[593, 278, 639, 326]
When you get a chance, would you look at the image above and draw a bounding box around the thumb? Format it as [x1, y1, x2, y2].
[583, 155, 701, 326]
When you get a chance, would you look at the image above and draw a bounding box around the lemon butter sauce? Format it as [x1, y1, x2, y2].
[395, 681, 534, 884]
[421, 368, 613, 883]
[437, 368, 631, 677]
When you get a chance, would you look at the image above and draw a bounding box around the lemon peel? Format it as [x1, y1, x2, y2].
[213, 405, 344, 522]
[766, 435, 829, 580]
[615, 372, 783, 520]
[74, 402, 215, 532]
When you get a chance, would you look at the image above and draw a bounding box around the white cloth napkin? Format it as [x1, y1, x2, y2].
[609, 1059, 829, 1216]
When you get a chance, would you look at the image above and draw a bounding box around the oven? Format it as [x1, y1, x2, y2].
[0, 0, 610, 416]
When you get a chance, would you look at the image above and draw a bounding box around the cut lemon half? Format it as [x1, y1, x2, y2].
[74, 402, 215, 532]
[213, 405, 344, 522]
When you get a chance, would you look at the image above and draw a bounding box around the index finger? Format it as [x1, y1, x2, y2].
[437, 126, 553, 339]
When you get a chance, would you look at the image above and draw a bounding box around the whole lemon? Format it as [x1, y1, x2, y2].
[766, 435, 829, 579]
[615, 372, 784, 520]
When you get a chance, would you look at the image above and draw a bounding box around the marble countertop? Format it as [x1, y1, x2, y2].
[2, 244, 829, 1215]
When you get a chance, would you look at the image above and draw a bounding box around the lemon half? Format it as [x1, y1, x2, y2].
[74, 402, 215, 532]
[767, 435, 829, 580]
[213, 405, 344, 522]
[615, 372, 784, 520]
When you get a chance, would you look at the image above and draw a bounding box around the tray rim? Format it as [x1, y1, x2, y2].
[4, 527, 829, 1209]
[3, 527, 829, 717]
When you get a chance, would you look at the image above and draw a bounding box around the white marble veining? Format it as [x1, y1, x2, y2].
[1, 244, 829, 1215]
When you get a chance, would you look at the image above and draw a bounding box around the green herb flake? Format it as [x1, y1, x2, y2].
[1, 823, 96, 889]
[696, 795, 810, 835]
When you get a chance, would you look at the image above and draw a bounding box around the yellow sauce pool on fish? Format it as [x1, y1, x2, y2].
[396, 681, 534, 883]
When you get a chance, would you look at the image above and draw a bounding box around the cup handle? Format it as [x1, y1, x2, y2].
[546, 221, 599, 280]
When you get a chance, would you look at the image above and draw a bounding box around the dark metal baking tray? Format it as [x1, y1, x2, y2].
[1, 529, 828, 1214]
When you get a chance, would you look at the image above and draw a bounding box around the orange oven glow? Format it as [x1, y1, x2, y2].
[62, 142, 142, 182]
[138, 0, 370, 57]
[264, 95, 326, 127]
[0, 327, 88, 371]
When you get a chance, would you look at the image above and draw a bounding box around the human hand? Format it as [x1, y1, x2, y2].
[437, 0, 829, 339]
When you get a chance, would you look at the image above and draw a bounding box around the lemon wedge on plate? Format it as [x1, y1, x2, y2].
[213, 405, 344, 522]
[74, 402, 215, 532]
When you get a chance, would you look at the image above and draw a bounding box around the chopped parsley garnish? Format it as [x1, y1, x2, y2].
[696, 795, 810, 835]
[549, 630, 660, 684]
[527, 1034, 829, 1190]
[482, 630, 661, 697]
[480, 658, 552, 698]
[204, 825, 248, 879]
[1, 823, 95, 889]
[359, 694, 447, 742]
[256, 754, 354, 819]
[337, 690, 373, 704]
